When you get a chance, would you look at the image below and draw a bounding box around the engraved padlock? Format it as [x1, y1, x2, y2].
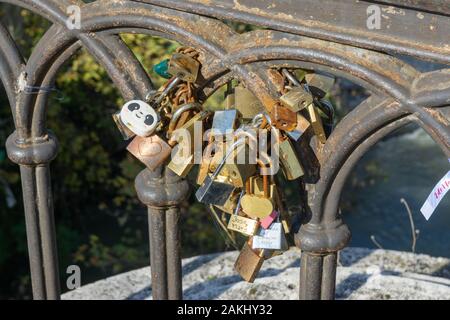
[227, 189, 259, 236]
[119, 100, 159, 137]
[252, 221, 284, 250]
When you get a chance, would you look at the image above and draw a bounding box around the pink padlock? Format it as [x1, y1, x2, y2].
[260, 211, 279, 230]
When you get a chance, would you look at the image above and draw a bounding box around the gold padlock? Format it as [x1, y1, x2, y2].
[209, 141, 257, 188]
[280, 87, 313, 113]
[167, 143, 194, 177]
[279, 138, 304, 180]
[234, 239, 265, 283]
[307, 103, 327, 143]
[168, 52, 200, 83]
[240, 174, 274, 219]
[227, 214, 259, 236]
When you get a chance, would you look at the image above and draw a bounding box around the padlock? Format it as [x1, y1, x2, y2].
[234, 85, 265, 119]
[252, 222, 284, 250]
[211, 109, 239, 138]
[227, 189, 259, 236]
[307, 102, 327, 143]
[305, 73, 335, 98]
[168, 52, 200, 83]
[196, 136, 252, 205]
[285, 113, 311, 141]
[167, 143, 194, 178]
[279, 137, 304, 180]
[240, 174, 274, 219]
[119, 100, 160, 137]
[112, 111, 135, 140]
[214, 190, 240, 214]
[280, 86, 313, 112]
[234, 240, 265, 283]
[126, 134, 172, 171]
[209, 140, 256, 188]
[270, 102, 297, 132]
[168, 102, 203, 134]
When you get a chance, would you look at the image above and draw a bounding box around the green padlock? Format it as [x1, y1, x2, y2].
[152, 59, 172, 79]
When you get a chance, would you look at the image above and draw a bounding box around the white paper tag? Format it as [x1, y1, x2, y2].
[252, 222, 282, 250]
[420, 170, 450, 220]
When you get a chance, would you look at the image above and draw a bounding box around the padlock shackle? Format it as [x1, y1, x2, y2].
[168, 102, 201, 132]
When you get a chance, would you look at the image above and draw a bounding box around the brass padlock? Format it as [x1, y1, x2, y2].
[234, 240, 265, 283]
[234, 85, 265, 119]
[307, 102, 327, 143]
[240, 174, 274, 219]
[209, 141, 257, 188]
[168, 52, 200, 83]
[279, 137, 304, 180]
[195, 139, 247, 206]
[280, 87, 313, 113]
[127, 134, 172, 171]
[227, 189, 259, 236]
[167, 143, 194, 177]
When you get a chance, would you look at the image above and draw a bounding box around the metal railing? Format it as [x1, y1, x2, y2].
[0, 0, 449, 300]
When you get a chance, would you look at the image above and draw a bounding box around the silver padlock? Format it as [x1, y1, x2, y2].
[252, 222, 284, 250]
[195, 138, 245, 206]
[211, 109, 239, 138]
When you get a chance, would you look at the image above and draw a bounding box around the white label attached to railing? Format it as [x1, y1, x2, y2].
[420, 168, 450, 220]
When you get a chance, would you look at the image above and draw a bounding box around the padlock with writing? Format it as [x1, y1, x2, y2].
[252, 221, 284, 250]
[119, 100, 160, 137]
[227, 189, 259, 236]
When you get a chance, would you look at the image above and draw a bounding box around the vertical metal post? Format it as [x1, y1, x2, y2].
[148, 209, 168, 300]
[135, 166, 190, 300]
[7, 132, 60, 300]
[166, 207, 182, 300]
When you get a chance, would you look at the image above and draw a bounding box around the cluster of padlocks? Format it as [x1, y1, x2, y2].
[113, 47, 334, 283]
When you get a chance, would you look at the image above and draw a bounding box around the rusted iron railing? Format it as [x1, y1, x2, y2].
[1, 0, 449, 300]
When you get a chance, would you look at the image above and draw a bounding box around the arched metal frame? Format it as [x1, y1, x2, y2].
[0, 0, 449, 300]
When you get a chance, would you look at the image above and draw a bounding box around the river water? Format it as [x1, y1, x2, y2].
[342, 127, 450, 257]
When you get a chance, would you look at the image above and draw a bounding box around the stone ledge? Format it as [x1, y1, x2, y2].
[62, 247, 450, 300]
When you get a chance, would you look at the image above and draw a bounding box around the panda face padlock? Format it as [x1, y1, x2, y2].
[119, 100, 159, 137]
